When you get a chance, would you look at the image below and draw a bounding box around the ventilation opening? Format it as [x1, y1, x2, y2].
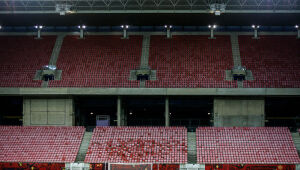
[137, 74, 149, 81]
[42, 74, 55, 81]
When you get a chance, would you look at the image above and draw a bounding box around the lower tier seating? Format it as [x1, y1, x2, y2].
[85, 127, 187, 163]
[197, 127, 300, 164]
[0, 126, 85, 163]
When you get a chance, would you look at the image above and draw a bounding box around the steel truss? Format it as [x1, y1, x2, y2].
[0, 0, 299, 13]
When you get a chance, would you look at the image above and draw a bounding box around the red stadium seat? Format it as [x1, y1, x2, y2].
[0, 126, 85, 163]
[0, 36, 56, 87]
[239, 35, 300, 88]
[196, 127, 300, 164]
[48, 35, 142, 88]
[85, 126, 188, 164]
[146, 35, 237, 88]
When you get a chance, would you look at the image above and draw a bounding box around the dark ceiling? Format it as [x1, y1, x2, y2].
[0, 13, 299, 26]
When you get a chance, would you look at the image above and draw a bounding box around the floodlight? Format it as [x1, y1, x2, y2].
[35, 25, 43, 29]
[121, 25, 129, 29]
[208, 25, 217, 29]
[78, 25, 86, 29]
[252, 25, 259, 29]
[0, 25, 2, 29]
[296, 25, 299, 29]
[164, 25, 172, 29]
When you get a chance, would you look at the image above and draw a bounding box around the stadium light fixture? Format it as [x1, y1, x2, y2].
[90, 112, 94, 115]
[165, 25, 172, 39]
[208, 25, 217, 29]
[121, 25, 129, 39]
[34, 25, 43, 29]
[208, 25, 217, 39]
[252, 25, 260, 29]
[78, 25, 86, 29]
[78, 25, 86, 39]
[296, 25, 300, 39]
[121, 25, 129, 29]
[252, 25, 260, 39]
[34, 25, 43, 39]
[0, 25, 2, 29]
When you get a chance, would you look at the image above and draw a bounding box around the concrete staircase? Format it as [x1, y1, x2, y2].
[292, 132, 300, 156]
[75, 131, 93, 162]
[230, 33, 244, 88]
[140, 34, 150, 69]
[187, 132, 197, 164]
[230, 33, 242, 67]
[49, 34, 65, 66]
[41, 34, 65, 88]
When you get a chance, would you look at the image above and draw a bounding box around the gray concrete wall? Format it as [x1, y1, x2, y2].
[1, 88, 300, 96]
[23, 98, 74, 126]
[214, 98, 265, 127]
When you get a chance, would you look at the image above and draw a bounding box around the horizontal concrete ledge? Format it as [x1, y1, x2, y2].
[0, 88, 300, 96]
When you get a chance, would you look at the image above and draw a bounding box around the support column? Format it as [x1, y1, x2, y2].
[117, 96, 122, 126]
[210, 29, 214, 39]
[80, 29, 84, 39]
[297, 29, 300, 39]
[37, 29, 41, 39]
[165, 97, 170, 127]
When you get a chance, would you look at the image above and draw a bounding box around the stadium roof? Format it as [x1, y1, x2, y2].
[0, 0, 299, 26]
[0, 0, 299, 13]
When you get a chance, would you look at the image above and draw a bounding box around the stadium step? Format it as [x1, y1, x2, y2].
[49, 34, 65, 66]
[187, 132, 197, 164]
[140, 34, 150, 69]
[75, 131, 93, 162]
[230, 33, 242, 67]
[292, 132, 300, 156]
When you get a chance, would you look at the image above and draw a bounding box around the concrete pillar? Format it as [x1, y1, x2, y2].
[37, 29, 41, 39]
[23, 98, 74, 126]
[123, 29, 128, 39]
[80, 28, 84, 39]
[213, 98, 265, 127]
[165, 97, 170, 127]
[166, 28, 171, 39]
[253, 29, 258, 39]
[297, 29, 300, 39]
[210, 29, 214, 39]
[117, 96, 121, 126]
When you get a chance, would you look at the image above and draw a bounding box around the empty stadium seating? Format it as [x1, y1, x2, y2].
[0, 36, 56, 87]
[197, 127, 300, 164]
[49, 35, 142, 88]
[0, 126, 85, 163]
[85, 126, 187, 163]
[146, 35, 237, 88]
[239, 35, 300, 88]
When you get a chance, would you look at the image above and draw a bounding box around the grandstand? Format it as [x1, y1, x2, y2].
[0, 0, 300, 170]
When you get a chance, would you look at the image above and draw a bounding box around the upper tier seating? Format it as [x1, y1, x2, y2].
[197, 127, 300, 164]
[85, 126, 187, 163]
[49, 35, 142, 88]
[239, 35, 300, 88]
[0, 36, 56, 87]
[146, 35, 236, 88]
[0, 126, 85, 163]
